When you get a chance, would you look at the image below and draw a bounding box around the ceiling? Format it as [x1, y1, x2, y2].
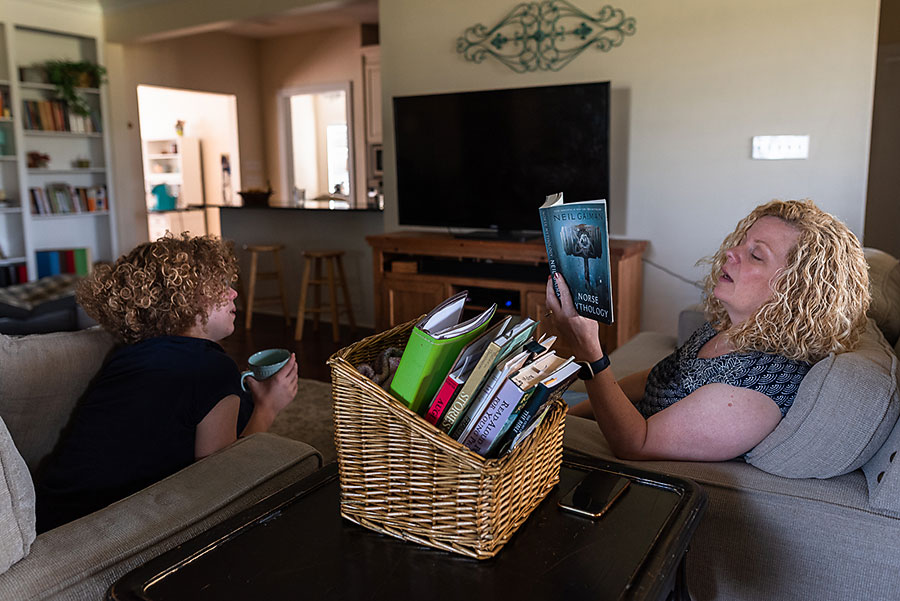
[55, 0, 378, 39]
[217, 1, 378, 39]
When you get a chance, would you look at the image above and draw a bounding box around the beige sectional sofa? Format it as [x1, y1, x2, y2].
[0, 327, 322, 600]
[564, 248, 900, 600]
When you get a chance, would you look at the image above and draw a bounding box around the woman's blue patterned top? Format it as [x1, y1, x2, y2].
[637, 322, 811, 418]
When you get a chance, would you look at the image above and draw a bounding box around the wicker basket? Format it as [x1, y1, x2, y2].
[327, 317, 568, 560]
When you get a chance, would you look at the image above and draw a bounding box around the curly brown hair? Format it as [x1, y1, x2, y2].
[77, 234, 238, 344]
[701, 199, 870, 363]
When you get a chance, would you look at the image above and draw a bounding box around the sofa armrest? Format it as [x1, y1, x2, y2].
[608, 331, 678, 379]
[0, 432, 322, 600]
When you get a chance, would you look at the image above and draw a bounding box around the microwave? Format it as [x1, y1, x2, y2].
[369, 143, 383, 178]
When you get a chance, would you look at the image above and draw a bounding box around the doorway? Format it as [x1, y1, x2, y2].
[864, 2, 900, 256]
[136, 85, 241, 240]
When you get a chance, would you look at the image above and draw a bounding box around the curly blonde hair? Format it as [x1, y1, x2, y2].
[77, 234, 238, 344]
[701, 199, 870, 362]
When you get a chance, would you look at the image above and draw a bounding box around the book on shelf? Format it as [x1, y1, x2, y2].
[495, 360, 582, 457]
[438, 316, 538, 434]
[21, 99, 97, 133]
[0, 88, 10, 119]
[0, 263, 28, 288]
[35, 249, 60, 278]
[36, 247, 92, 278]
[451, 348, 532, 443]
[30, 185, 107, 215]
[540, 192, 614, 324]
[424, 315, 514, 426]
[388, 291, 497, 415]
[460, 348, 572, 456]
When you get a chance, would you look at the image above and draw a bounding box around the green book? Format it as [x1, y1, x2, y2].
[73, 247, 91, 275]
[388, 291, 496, 415]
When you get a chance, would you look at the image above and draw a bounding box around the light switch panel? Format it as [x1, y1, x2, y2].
[751, 135, 810, 160]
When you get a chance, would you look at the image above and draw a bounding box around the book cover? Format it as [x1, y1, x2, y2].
[540, 192, 614, 324]
[438, 317, 537, 433]
[424, 315, 513, 426]
[388, 291, 496, 415]
[452, 348, 531, 443]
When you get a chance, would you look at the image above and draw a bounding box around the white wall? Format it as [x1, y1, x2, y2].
[379, 0, 880, 335]
[106, 32, 266, 255]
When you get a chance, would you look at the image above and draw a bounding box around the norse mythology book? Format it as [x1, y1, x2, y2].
[539, 192, 614, 324]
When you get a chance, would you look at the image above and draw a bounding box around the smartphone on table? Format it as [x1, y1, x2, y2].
[558, 470, 630, 520]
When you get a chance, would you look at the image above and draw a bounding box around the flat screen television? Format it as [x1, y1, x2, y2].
[393, 81, 610, 237]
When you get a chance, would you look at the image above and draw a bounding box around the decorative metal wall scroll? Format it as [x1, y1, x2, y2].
[456, 1, 636, 72]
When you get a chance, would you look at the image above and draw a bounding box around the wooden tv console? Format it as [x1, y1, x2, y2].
[366, 232, 647, 354]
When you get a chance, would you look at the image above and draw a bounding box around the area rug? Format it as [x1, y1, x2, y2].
[269, 377, 336, 464]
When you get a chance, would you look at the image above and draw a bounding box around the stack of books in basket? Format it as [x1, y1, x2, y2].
[327, 290, 578, 560]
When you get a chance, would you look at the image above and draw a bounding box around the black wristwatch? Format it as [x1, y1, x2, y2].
[576, 355, 611, 380]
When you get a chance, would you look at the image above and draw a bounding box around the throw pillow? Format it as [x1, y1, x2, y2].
[0, 415, 35, 574]
[0, 327, 116, 472]
[746, 319, 900, 479]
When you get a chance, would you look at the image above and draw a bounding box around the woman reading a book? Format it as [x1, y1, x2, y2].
[35, 235, 298, 531]
[549, 199, 870, 461]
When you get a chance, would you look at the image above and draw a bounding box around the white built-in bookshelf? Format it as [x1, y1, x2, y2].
[0, 20, 117, 286]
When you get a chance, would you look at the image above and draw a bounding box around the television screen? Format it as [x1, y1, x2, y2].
[393, 81, 610, 235]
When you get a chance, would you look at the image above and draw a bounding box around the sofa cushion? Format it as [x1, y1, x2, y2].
[746, 319, 900, 478]
[865, 247, 900, 347]
[563, 416, 900, 601]
[0, 416, 35, 574]
[0, 327, 116, 472]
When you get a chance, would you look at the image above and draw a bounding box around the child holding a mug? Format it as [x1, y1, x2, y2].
[35, 234, 298, 532]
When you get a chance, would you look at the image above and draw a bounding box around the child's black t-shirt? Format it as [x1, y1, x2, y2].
[35, 335, 251, 532]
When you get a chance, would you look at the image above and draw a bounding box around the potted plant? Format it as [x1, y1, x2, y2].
[43, 60, 107, 116]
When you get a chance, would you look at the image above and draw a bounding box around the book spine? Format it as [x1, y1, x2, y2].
[452, 364, 509, 441]
[73, 248, 89, 275]
[462, 377, 526, 455]
[506, 385, 554, 441]
[424, 375, 461, 425]
[62, 249, 76, 274]
[540, 206, 561, 298]
[36, 251, 51, 279]
[438, 343, 500, 433]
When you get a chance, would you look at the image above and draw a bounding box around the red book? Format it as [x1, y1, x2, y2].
[16, 264, 27, 284]
[62, 250, 76, 274]
[425, 375, 462, 425]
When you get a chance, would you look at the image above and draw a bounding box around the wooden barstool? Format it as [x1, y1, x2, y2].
[295, 250, 356, 342]
[242, 243, 290, 330]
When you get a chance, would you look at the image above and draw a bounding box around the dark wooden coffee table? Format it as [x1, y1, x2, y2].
[107, 454, 706, 601]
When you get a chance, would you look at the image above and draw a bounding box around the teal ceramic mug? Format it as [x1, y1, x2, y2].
[241, 348, 291, 391]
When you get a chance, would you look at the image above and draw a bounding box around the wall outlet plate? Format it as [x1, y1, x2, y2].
[751, 135, 810, 160]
